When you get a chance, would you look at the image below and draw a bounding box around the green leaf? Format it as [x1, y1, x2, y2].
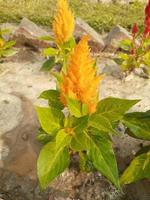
[119, 39, 132, 51]
[37, 128, 55, 145]
[56, 129, 72, 150]
[67, 98, 82, 118]
[144, 52, 150, 67]
[37, 141, 70, 189]
[89, 114, 118, 135]
[96, 97, 140, 122]
[0, 28, 11, 35]
[39, 35, 54, 41]
[79, 152, 95, 172]
[120, 151, 150, 185]
[86, 132, 120, 189]
[70, 116, 89, 151]
[71, 115, 89, 133]
[41, 58, 55, 71]
[35, 106, 64, 134]
[3, 40, 16, 49]
[122, 111, 150, 140]
[71, 130, 90, 151]
[118, 52, 129, 60]
[39, 90, 64, 110]
[2, 49, 17, 57]
[43, 47, 58, 57]
[60, 37, 76, 51]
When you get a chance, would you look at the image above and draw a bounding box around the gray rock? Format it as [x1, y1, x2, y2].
[0, 94, 39, 179]
[104, 25, 131, 52]
[4, 47, 44, 63]
[13, 17, 54, 49]
[0, 93, 23, 135]
[75, 18, 105, 52]
[97, 57, 122, 78]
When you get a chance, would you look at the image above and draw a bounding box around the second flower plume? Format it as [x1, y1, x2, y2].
[60, 35, 103, 114]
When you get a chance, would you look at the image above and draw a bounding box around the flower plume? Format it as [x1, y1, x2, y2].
[60, 35, 103, 114]
[53, 0, 75, 45]
[144, 0, 150, 37]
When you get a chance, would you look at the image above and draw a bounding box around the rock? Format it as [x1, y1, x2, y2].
[0, 93, 39, 179]
[113, 134, 149, 171]
[0, 93, 23, 135]
[13, 18, 54, 49]
[123, 180, 150, 200]
[97, 57, 122, 78]
[0, 169, 50, 200]
[0, 62, 56, 104]
[75, 18, 105, 52]
[104, 25, 131, 52]
[4, 47, 44, 63]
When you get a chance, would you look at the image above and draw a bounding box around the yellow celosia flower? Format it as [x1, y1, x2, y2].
[60, 35, 103, 114]
[0, 38, 5, 48]
[53, 0, 75, 45]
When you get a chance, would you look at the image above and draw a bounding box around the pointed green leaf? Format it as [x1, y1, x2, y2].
[70, 116, 89, 151]
[37, 128, 55, 144]
[67, 98, 82, 118]
[96, 98, 140, 122]
[36, 106, 64, 134]
[43, 47, 58, 57]
[56, 129, 72, 150]
[86, 132, 120, 189]
[37, 141, 70, 189]
[41, 58, 55, 71]
[122, 111, 150, 140]
[89, 114, 117, 135]
[120, 151, 150, 185]
[71, 130, 90, 151]
[119, 39, 132, 51]
[39, 35, 54, 41]
[3, 49, 17, 57]
[3, 40, 16, 49]
[71, 115, 89, 133]
[39, 90, 64, 110]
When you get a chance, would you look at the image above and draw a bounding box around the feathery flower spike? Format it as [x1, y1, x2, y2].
[53, 0, 75, 45]
[60, 35, 103, 114]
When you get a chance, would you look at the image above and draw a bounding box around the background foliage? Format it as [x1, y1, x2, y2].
[0, 0, 145, 33]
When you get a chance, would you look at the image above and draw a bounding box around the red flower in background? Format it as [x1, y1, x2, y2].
[145, 0, 150, 17]
[132, 23, 138, 36]
[144, 0, 150, 37]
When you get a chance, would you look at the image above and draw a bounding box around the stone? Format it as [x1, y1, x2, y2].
[75, 18, 105, 52]
[4, 47, 44, 63]
[0, 93, 23, 135]
[104, 25, 131, 52]
[0, 93, 39, 179]
[0, 62, 56, 104]
[97, 56, 122, 78]
[13, 17, 54, 49]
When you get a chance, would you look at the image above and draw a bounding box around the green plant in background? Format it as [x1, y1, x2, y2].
[0, 28, 17, 61]
[120, 111, 150, 185]
[115, 0, 150, 76]
[0, 0, 145, 33]
[36, 0, 150, 190]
